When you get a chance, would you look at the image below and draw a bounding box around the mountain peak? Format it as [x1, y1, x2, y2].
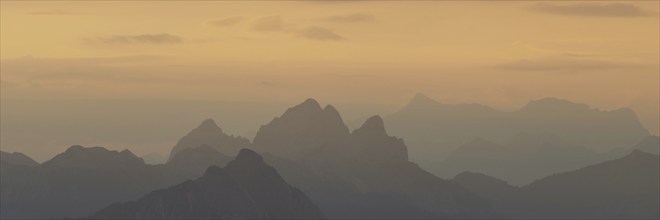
[196, 118, 222, 131]
[353, 115, 387, 137]
[627, 149, 654, 159]
[235, 148, 264, 163]
[300, 98, 321, 110]
[65, 145, 85, 152]
[225, 149, 267, 171]
[408, 93, 439, 106]
[169, 118, 250, 161]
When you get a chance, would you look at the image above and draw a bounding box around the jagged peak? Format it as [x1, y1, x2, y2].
[408, 93, 440, 106]
[353, 115, 387, 137]
[195, 118, 223, 132]
[323, 104, 340, 116]
[302, 98, 321, 107]
[278, 98, 324, 120]
[293, 98, 322, 112]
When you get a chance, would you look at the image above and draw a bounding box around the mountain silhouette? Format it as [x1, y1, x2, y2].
[168, 118, 250, 161]
[253, 99, 351, 161]
[251, 99, 493, 218]
[141, 152, 166, 165]
[632, 135, 659, 155]
[454, 151, 660, 219]
[0, 151, 38, 167]
[165, 144, 234, 183]
[440, 133, 615, 185]
[0, 145, 166, 219]
[92, 149, 325, 219]
[385, 94, 650, 172]
[516, 150, 660, 218]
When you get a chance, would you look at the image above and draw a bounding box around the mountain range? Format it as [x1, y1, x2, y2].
[454, 150, 660, 219]
[173, 99, 492, 218]
[384, 94, 649, 168]
[1, 97, 657, 219]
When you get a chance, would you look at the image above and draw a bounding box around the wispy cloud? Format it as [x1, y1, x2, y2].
[27, 9, 77, 15]
[251, 16, 346, 41]
[252, 16, 289, 32]
[531, 3, 654, 17]
[86, 33, 183, 45]
[297, 26, 346, 41]
[323, 13, 375, 23]
[208, 16, 244, 27]
[495, 57, 647, 72]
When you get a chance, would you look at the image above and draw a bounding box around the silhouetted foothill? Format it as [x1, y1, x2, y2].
[0, 151, 39, 167]
[92, 149, 325, 219]
[632, 135, 660, 155]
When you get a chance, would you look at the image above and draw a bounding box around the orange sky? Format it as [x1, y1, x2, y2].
[1, 1, 659, 137]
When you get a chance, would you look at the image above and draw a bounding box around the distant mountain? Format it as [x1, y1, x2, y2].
[168, 118, 250, 161]
[439, 133, 614, 185]
[516, 150, 660, 218]
[632, 135, 659, 155]
[450, 151, 660, 219]
[252, 99, 351, 161]
[0, 145, 166, 219]
[0, 151, 38, 167]
[141, 152, 165, 165]
[1, 144, 304, 219]
[164, 144, 233, 182]
[251, 99, 493, 218]
[385, 94, 650, 167]
[92, 149, 325, 219]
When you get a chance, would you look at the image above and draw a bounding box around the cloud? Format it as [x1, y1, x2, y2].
[297, 26, 346, 41]
[250, 16, 346, 41]
[323, 13, 375, 23]
[208, 16, 244, 27]
[27, 9, 77, 15]
[495, 57, 646, 72]
[87, 33, 183, 45]
[252, 16, 289, 32]
[531, 3, 654, 17]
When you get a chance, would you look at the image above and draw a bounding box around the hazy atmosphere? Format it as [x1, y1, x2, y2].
[2, 1, 658, 162]
[1, 1, 659, 219]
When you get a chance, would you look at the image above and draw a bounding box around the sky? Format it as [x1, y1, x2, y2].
[1, 1, 659, 161]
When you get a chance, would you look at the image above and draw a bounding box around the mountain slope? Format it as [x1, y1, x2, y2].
[0, 145, 166, 219]
[440, 133, 611, 185]
[632, 135, 660, 155]
[168, 119, 250, 161]
[0, 151, 39, 167]
[518, 150, 659, 218]
[92, 149, 325, 219]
